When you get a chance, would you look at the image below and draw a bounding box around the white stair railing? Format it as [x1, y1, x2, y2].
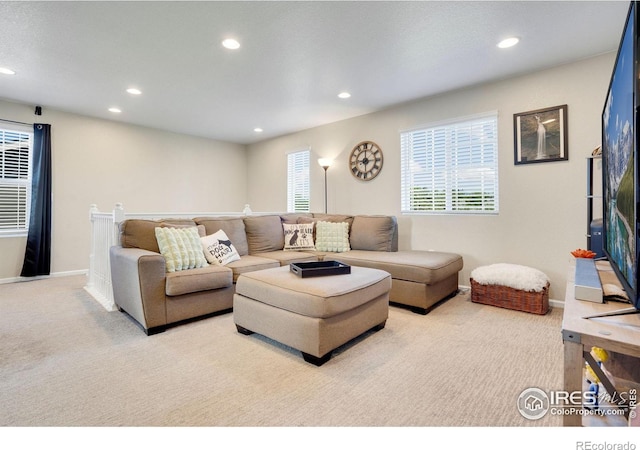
[84, 203, 125, 311]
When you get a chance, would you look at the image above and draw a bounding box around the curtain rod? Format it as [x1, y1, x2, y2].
[0, 118, 33, 126]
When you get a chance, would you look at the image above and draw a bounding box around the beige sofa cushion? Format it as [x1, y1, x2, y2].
[253, 250, 318, 266]
[324, 250, 463, 284]
[350, 215, 397, 252]
[165, 265, 233, 296]
[244, 215, 285, 253]
[224, 255, 280, 282]
[280, 213, 313, 224]
[194, 217, 249, 256]
[120, 219, 161, 252]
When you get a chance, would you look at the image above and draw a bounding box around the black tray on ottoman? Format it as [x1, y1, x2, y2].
[290, 261, 351, 278]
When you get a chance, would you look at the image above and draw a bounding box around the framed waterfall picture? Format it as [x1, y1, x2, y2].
[514, 104, 568, 165]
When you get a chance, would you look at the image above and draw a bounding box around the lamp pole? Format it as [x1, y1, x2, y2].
[322, 165, 328, 213]
[318, 158, 332, 214]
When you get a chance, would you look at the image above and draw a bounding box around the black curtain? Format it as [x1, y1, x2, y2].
[20, 124, 52, 277]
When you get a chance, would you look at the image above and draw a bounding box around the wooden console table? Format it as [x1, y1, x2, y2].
[562, 260, 640, 426]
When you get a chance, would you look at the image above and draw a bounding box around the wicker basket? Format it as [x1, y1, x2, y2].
[470, 278, 549, 315]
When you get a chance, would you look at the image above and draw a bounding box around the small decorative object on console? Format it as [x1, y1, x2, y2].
[571, 248, 597, 259]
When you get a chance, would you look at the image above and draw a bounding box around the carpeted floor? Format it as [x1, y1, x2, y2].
[0, 274, 565, 429]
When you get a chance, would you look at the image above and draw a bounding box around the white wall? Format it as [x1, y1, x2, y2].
[0, 52, 615, 300]
[247, 53, 615, 301]
[0, 100, 247, 280]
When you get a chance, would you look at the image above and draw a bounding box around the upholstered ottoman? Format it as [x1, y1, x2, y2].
[233, 265, 392, 366]
[470, 263, 550, 315]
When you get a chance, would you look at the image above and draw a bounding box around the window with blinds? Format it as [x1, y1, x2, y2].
[0, 127, 32, 236]
[400, 113, 499, 214]
[287, 148, 310, 212]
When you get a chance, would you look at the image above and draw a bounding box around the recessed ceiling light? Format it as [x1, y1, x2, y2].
[222, 38, 241, 50]
[108, 107, 122, 113]
[126, 88, 142, 95]
[497, 37, 519, 49]
[0, 67, 16, 75]
[254, 128, 263, 133]
[338, 92, 351, 99]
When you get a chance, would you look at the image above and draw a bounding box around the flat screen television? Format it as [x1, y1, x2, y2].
[601, 0, 640, 317]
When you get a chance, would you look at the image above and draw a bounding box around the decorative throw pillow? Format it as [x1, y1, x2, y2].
[282, 223, 315, 251]
[155, 227, 208, 273]
[201, 229, 241, 266]
[315, 221, 350, 252]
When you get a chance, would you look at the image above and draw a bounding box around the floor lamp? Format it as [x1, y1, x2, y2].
[318, 158, 333, 214]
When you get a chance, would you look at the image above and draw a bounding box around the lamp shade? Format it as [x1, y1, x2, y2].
[318, 158, 333, 169]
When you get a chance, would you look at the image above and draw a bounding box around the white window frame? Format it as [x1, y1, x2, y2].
[0, 125, 33, 237]
[400, 112, 499, 215]
[287, 148, 310, 213]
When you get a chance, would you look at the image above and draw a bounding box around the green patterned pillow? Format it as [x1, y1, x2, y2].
[155, 227, 208, 273]
[315, 221, 350, 252]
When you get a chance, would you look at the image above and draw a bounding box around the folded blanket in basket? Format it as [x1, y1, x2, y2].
[470, 263, 549, 292]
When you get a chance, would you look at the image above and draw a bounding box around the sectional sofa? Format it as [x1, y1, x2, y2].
[109, 213, 463, 334]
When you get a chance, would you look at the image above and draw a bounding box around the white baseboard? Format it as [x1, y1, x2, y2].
[0, 269, 88, 285]
[549, 298, 564, 309]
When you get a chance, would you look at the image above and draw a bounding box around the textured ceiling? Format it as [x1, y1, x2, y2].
[0, 1, 631, 144]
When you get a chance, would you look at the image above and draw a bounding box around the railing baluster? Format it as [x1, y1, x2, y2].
[84, 204, 119, 311]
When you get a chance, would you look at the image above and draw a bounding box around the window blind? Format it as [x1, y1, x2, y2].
[287, 149, 310, 213]
[0, 128, 32, 234]
[400, 113, 499, 214]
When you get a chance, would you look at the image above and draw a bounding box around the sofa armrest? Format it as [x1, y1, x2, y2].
[110, 245, 168, 332]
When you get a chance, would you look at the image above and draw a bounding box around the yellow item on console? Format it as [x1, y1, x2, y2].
[591, 347, 609, 363]
[585, 347, 609, 384]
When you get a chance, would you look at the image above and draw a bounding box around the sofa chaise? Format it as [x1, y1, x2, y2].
[109, 213, 463, 334]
